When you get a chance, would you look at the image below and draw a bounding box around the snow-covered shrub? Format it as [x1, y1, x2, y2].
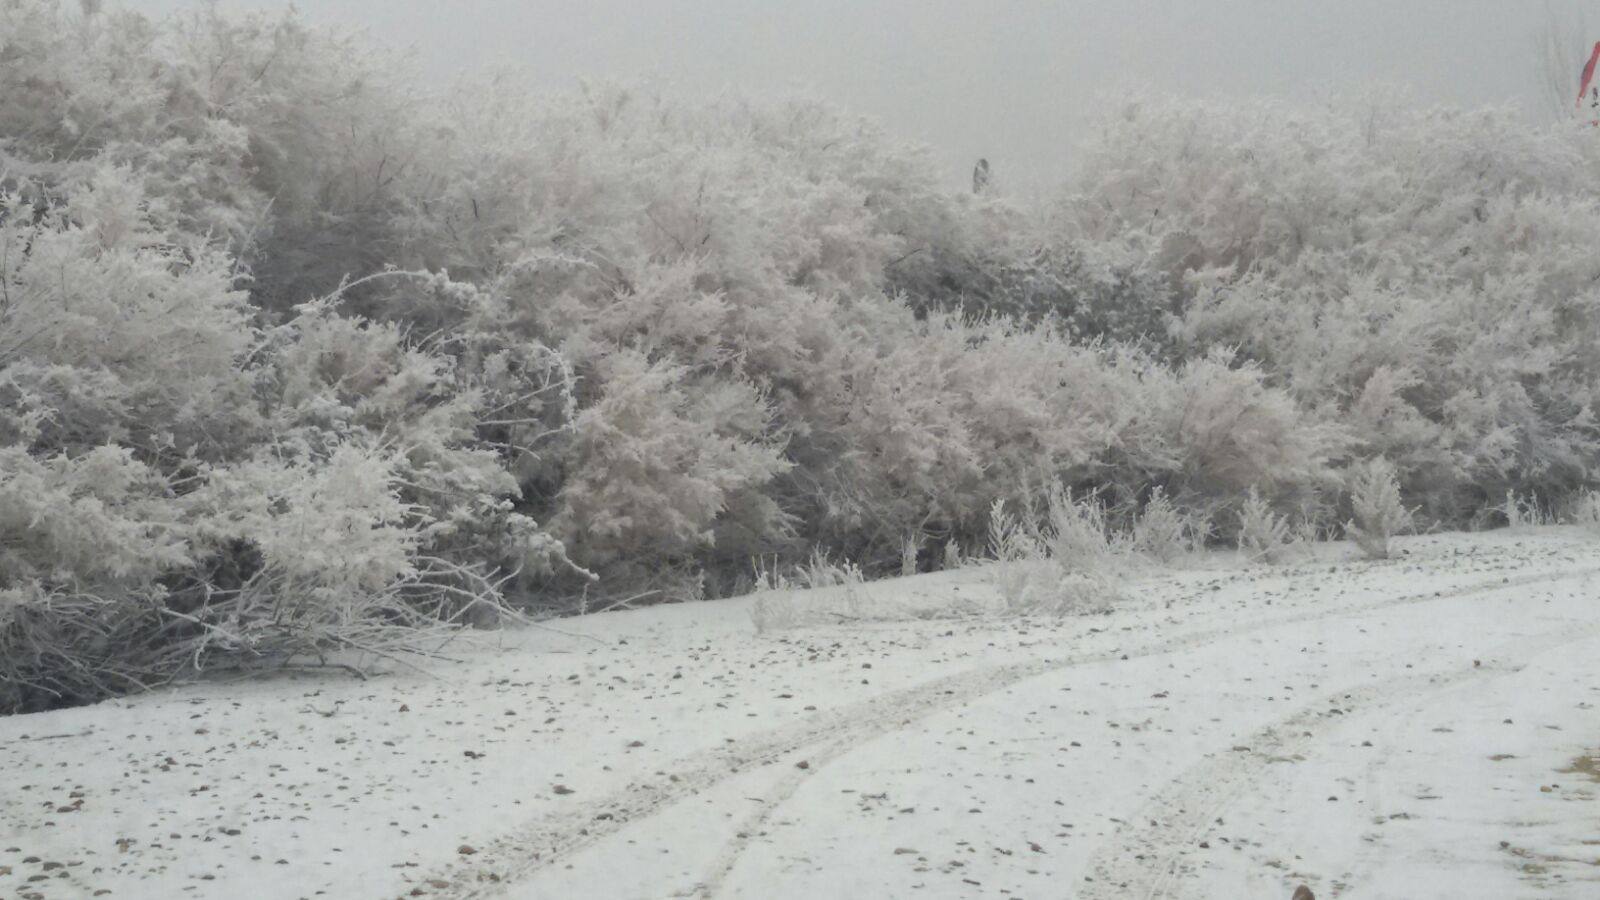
[900, 534, 922, 577]
[549, 349, 791, 577]
[749, 592, 799, 635]
[1061, 92, 1600, 519]
[1040, 484, 1121, 575]
[1132, 487, 1204, 563]
[0, 185, 259, 458]
[380, 78, 1000, 576]
[794, 548, 866, 590]
[1345, 458, 1413, 559]
[1568, 490, 1600, 533]
[180, 443, 522, 663]
[1237, 488, 1300, 565]
[747, 548, 899, 631]
[0, 167, 572, 710]
[1156, 351, 1342, 508]
[882, 197, 1177, 352]
[942, 539, 964, 570]
[984, 499, 1045, 612]
[985, 490, 1122, 616]
[1037, 486, 1125, 613]
[786, 311, 1208, 568]
[1501, 490, 1557, 529]
[0, 178, 248, 709]
[0, 445, 191, 711]
[252, 283, 581, 582]
[746, 554, 798, 633]
[0, 2, 265, 245]
[388, 73, 1301, 579]
[0, 1, 427, 309]
[950, 220, 1178, 353]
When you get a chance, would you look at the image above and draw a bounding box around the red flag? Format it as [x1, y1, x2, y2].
[1578, 41, 1600, 109]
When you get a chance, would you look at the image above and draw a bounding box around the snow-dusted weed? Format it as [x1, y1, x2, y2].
[1132, 487, 1209, 564]
[749, 549, 897, 632]
[986, 489, 1124, 616]
[1504, 490, 1559, 529]
[1567, 490, 1600, 535]
[1345, 457, 1414, 560]
[1237, 487, 1302, 565]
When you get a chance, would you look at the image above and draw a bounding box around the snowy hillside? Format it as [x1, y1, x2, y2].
[4, 527, 1596, 900]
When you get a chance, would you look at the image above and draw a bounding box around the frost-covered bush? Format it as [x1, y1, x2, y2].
[374, 79, 1008, 576]
[1059, 93, 1600, 519]
[1501, 490, 1558, 530]
[953, 225, 1179, 354]
[794, 548, 866, 591]
[1237, 488, 1300, 565]
[984, 499, 1045, 612]
[1345, 457, 1413, 559]
[0, 1, 424, 308]
[1132, 487, 1206, 563]
[0, 447, 188, 712]
[1039, 484, 1122, 575]
[899, 534, 922, 577]
[1568, 490, 1600, 533]
[985, 489, 1122, 616]
[1153, 351, 1342, 510]
[413, 86, 1235, 574]
[0, 2, 263, 246]
[0, 185, 258, 458]
[545, 349, 791, 577]
[942, 539, 964, 571]
[0, 172, 568, 711]
[749, 591, 799, 635]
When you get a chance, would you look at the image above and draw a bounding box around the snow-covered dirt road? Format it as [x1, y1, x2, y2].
[3, 529, 1597, 899]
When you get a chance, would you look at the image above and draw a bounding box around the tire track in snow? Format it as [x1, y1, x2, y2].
[689, 735, 855, 900]
[1333, 633, 1599, 900]
[688, 562, 1600, 900]
[427, 564, 1600, 899]
[1077, 621, 1600, 900]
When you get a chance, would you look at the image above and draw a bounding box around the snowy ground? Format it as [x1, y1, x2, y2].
[3, 528, 1598, 900]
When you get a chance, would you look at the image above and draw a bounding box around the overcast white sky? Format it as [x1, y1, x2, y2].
[134, 1, 1599, 188]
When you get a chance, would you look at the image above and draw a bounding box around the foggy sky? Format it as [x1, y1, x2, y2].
[135, 0, 1598, 188]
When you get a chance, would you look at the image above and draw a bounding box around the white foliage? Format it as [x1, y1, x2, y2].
[1568, 490, 1600, 533]
[1065, 92, 1600, 513]
[1133, 487, 1206, 563]
[0, 186, 258, 457]
[1237, 487, 1300, 565]
[550, 349, 791, 570]
[1345, 457, 1414, 560]
[986, 490, 1122, 616]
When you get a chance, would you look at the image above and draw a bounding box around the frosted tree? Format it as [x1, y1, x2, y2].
[1345, 458, 1414, 560]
